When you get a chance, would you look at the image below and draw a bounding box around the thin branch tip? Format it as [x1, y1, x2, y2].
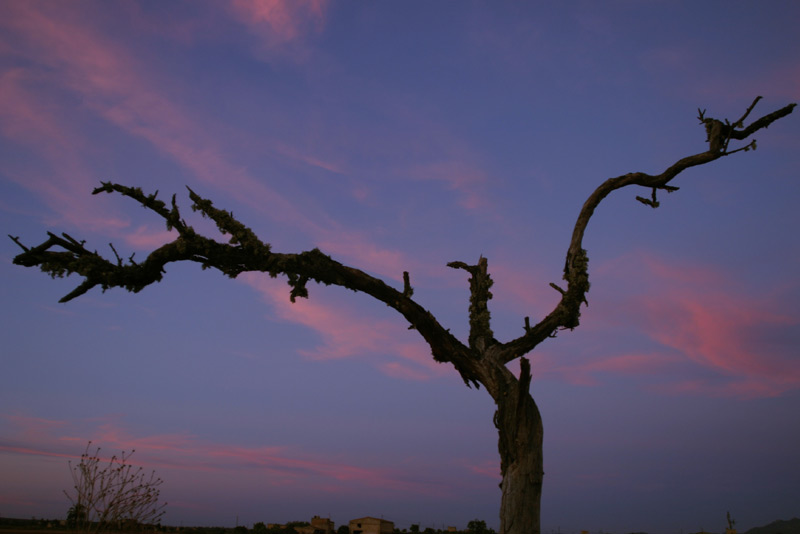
[402, 271, 414, 297]
[9, 234, 29, 252]
[549, 282, 566, 295]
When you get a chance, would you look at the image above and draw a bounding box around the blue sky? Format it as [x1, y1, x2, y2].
[1, 1, 799, 532]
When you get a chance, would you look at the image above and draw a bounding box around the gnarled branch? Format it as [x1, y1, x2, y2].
[11, 189, 483, 388]
[448, 256, 496, 352]
[10, 97, 795, 384]
[499, 97, 796, 363]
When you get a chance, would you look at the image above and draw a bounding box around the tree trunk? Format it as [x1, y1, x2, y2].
[494, 358, 543, 534]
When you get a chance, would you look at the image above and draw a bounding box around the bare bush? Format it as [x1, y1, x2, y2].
[64, 441, 167, 533]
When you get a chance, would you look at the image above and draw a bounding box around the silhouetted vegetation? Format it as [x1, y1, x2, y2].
[2, 517, 797, 534]
[466, 520, 496, 534]
[745, 518, 800, 534]
[63, 441, 166, 533]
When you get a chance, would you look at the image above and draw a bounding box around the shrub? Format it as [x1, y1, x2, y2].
[64, 441, 167, 533]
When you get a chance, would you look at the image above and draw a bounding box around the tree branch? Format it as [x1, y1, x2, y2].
[9, 98, 795, 385]
[447, 256, 496, 352]
[499, 98, 796, 363]
[11, 189, 483, 387]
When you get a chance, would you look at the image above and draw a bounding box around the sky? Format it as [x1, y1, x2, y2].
[1, 1, 799, 532]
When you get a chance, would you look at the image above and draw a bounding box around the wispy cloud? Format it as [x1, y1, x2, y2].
[228, 0, 328, 61]
[542, 251, 800, 398]
[2, 414, 70, 445]
[1, 1, 439, 281]
[315, 230, 418, 282]
[464, 459, 501, 480]
[0, 414, 449, 496]
[533, 351, 686, 388]
[0, 2, 326, 233]
[404, 160, 491, 212]
[0, 67, 129, 232]
[239, 273, 447, 380]
[488, 259, 560, 320]
[633, 290, 799, 397]
[122, 225, 179, 251]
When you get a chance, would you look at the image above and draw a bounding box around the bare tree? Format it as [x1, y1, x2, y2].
[64, 441, 167, 533]
[10, 97, 795, 534]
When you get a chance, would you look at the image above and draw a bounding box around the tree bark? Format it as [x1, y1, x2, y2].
[494, 358, 543, 534]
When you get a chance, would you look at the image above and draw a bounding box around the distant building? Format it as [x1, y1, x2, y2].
[349, 517, 394, 534]
[295, 516, 335, 534]
[312, 516, 336, 534]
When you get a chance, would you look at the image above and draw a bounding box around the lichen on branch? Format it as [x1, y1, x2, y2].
[9, 97, 796, 381]
[448, 256, 495, 352]
[496, 97, 796, 364]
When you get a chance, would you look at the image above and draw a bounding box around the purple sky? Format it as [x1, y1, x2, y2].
[1, 1, 799, 533]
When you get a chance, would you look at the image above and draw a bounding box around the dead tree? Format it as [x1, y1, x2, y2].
[10, 97, 795, 534]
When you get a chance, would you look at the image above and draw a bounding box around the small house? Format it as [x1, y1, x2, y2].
[349, 517, 394, 534]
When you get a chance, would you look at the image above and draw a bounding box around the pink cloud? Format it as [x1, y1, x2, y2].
[532, 351, 685, 388]
[0, 2, 334, 236]
[122, 225, 179, 251]
[2, 3, 465, 358]
[0, 9, 143, 232]
[315, 231, 417, 282]
[272, 140, 348, 175]
[561, 251, 800, 398]
[112, 2, 216, 47]
[0, 69, 67, 146]
[404, 160, 491, 212]
[228, 0, 327, 60]
[4, 414, 69, 443]
[488, 260, 561, 319]
[2, 2, 496, 293]
[0, 414, 446, 496]
[583, 352, 679, 376]
[635, 292, 799, 396]
[379, 361, 434, 382]
[204, 444, 437, 494]
[239, 273, 447, 380]
[464, 459, 501, 480]
[89, 425, 203, 457]
[0, 68, 129, 231]
[0, 445, 79, 462]
[1, 0, 419, 295]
